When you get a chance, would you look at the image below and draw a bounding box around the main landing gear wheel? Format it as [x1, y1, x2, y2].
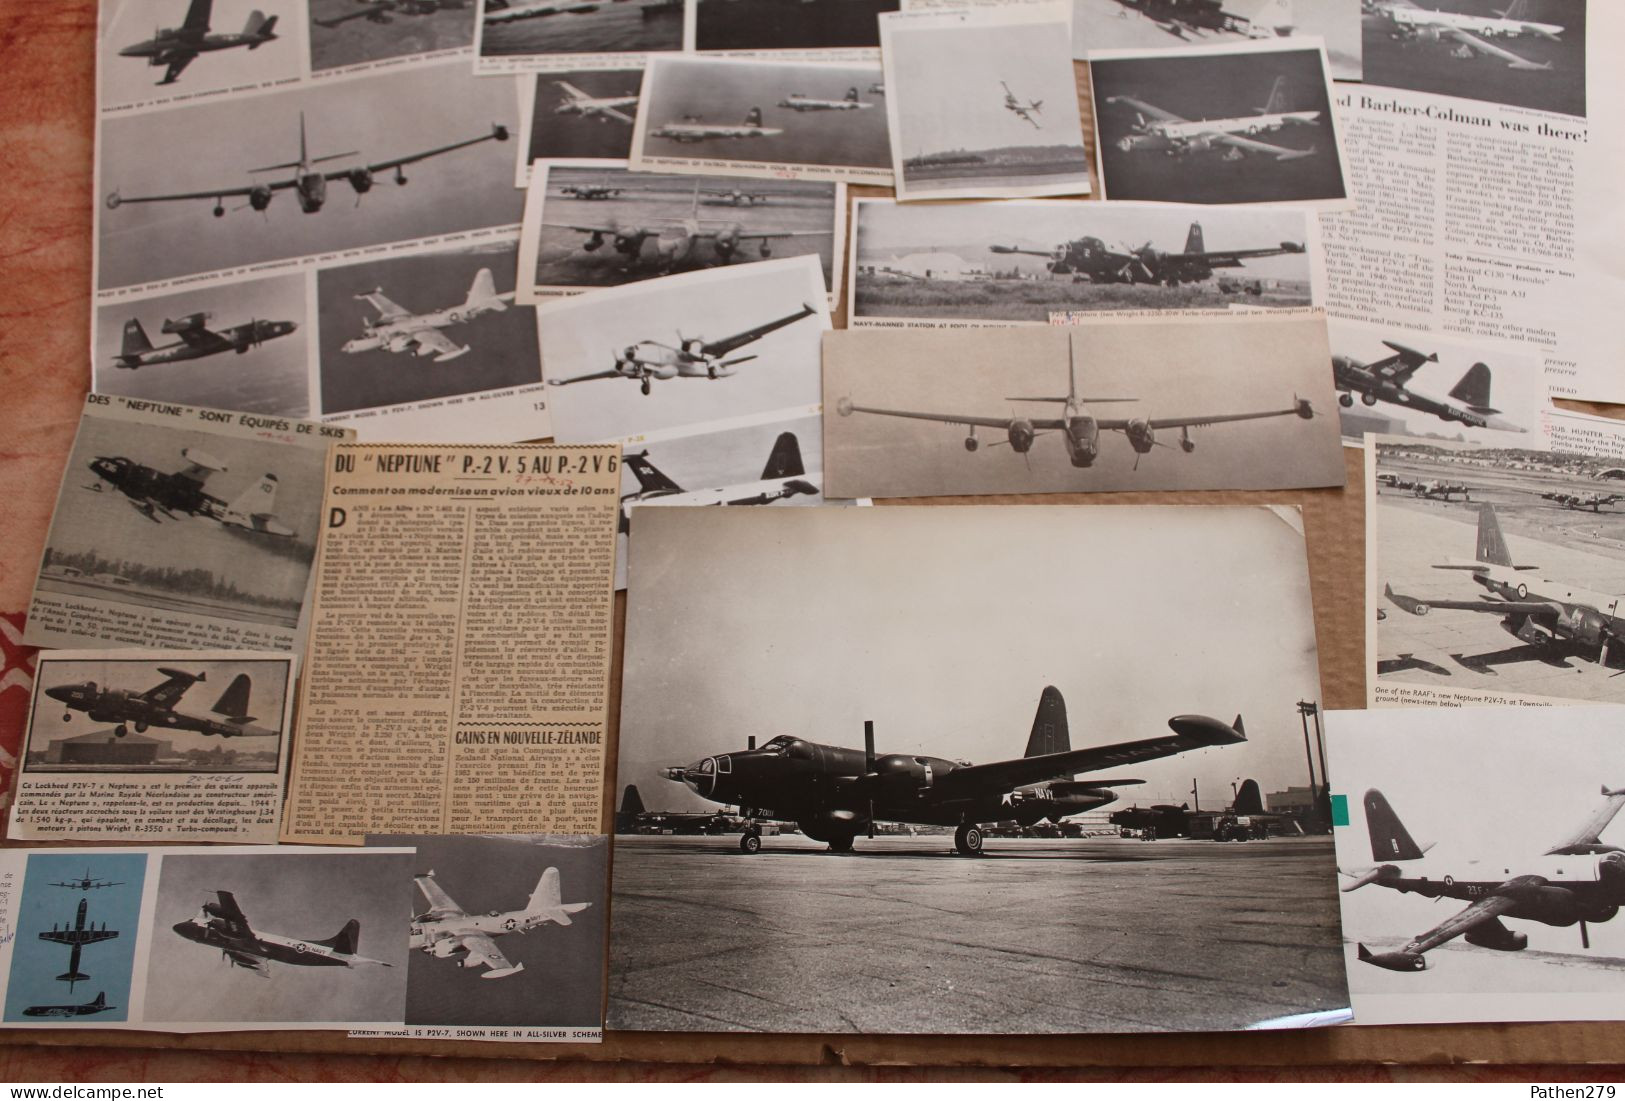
[954, 824, 983, 856]
[113, 724, 129, 738]
[640, 378, 652, 395]
[739, 830, 761, 854]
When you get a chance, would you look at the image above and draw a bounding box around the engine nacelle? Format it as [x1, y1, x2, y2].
[758, 241, 772, 258]
[1179, 428, 1195, 453]
[248, 185, 274, 211]
[613, 231, 646, 256]
[1464, 923, 1528, 952]
[964, 435, 980, 452]
[584, 232, 605, 252]
[1562, 606, 1610, 647]
[1514, 884, 1588, 927]
[681, 338, 706, 359]
[1126, 417, 1155, 455]
[162, 312, 211, 335]
[348, 167, 374, 194]
[1007, 419, 1035, 453]
[798, 809, 861, 843]
[872, 754, 931, 797]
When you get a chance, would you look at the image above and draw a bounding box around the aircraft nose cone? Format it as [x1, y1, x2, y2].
[45, 685, 75, 703]
[1168, 714, 1247, 746]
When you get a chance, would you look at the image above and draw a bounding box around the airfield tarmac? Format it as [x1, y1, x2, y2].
[607, 833, 1346, 1033]
[1373, 454, 1625, 701]
[853, 272, 1311, 321]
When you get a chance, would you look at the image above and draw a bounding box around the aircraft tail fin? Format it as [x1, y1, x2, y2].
[618, 784, 646, 820]
[90, 992, 106, 1008]
[1363, 789, 1426, 862]
[225, 472, 280, 522]
[1259, 74, 1289, 114]
[1448, 362, 1498, 414]
[184, 0, 212, 31]
[211, 674, 252, 722]
[745, 107, 764, 127]
[624, 451, 683, 495]
[119, 318, 153, 362]
[1234, 778, 1264, 816]
[1475, 504, 1514, 567]
[760, 432, 806, 480]
[463, 267, 506, 312]
[246, 11, 277, 39]
[1184, 222, 1205, 255]
[527, 867, 592, 925]
[1024, 685, 1070, 759]
[846, 87, 859, 102]
[314, 918, 360, 956]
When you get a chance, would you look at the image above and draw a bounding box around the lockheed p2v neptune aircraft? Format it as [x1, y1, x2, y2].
[1107, 75, 1321, 161]
[172, 891, 390, 975]
[119, 0, 279, 85]
[342, 268, 515, 364]
[85, 448, 296, 537]
[409, 868, 592, 979]
[44, 665, 278, 740]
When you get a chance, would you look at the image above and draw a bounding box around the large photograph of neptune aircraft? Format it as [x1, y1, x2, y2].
[611, 505, 1347, 1034]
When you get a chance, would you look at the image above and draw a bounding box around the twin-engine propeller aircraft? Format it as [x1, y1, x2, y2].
[173, 891, 390, 974]
[1542, 491, 1625, 513]
[779, 87, 873, 112]
[701, 187, 770, 206]
[651, 108, 783, 143]
[114, 312, 297, 370]
[342, 268, 515, 364]
[485, 0, 607, 23]
[1376, 0, 1563, 71]
[620, 431, 818, 533]
[560, 178, 626, 200]
[315, 0, 471, 28]
[120, 0, 280, 85]
[45, 666, 278, 740]
[1342, 785, 1625, 971]
[990, 221, 1304, 286]
[410, 868, 592, 979]
[105, 112, 508, 219]
[1000, 81, 1043, 128]
[554, 81, 640, 125]
[548, 302, 817, 394]
[1410, 479, 1470, 501]
[1107, 76, 1320, 161]
[22, 992, 116, 1019]
[1333, 341, 1521, 432]
[662, 684, 1247, 855]
[836, 339, 1315, 469]
[1385, 504, 1625, 666]
[86, 448, 296, 537]
[40, 900, 119, 991]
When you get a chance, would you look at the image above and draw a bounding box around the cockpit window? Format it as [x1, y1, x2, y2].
[760, 735, 795, 755]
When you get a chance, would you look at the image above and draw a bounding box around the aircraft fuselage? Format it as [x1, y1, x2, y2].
[43, 682, 265, 739]
[1063, 406, 1102, 467]
[652, 124, 781, 142]
[116, 319, 297, 368]
[1388, 7, 1563, 40]
[622, 475, 819, 524]
[88, 456, 215, 518]
[1332, 357, 1493, 428]
[172, 917, 354, 968]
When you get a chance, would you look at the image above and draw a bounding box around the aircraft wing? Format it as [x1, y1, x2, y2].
[547, 368, 627, 386]
[839, 400, 1066, 433]
[106, 178, 294, 207]
[1544, 786, 1625, 855]
[141, 670, 200, 710]
[929, 718, 1246, 802]
[1166, 244, 1302, 267]
[546, 221, 661, 238]
[1399, 889, 1524, 957]
[358, 290, 412, 322]
[406, 327, 463, 359]
[163, 53, 198, 84]
[1383, 585, 1558, 619]
[448, 932, 515, 975]
[705, 229, 832, 243]
[1097, 404, 1309, 431]
[1109, 96, 1187, 124]
[1442, 26, 1547, 68]
[209, 890, 254, 940]
[224, 949, 268, 973]
[1211, 131, 1314, 160]
[700, 304, 817, 358]
[555, 81, 590, 103]
[171, 324, 234, 353]
[593, 107, 636, 125]
[339, 125, 509, 180]
[413, 875, 466, 921]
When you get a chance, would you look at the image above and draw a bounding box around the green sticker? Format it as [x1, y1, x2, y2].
[1331, 793, 1349, 827]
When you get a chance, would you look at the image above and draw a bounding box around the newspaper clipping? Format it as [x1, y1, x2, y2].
[24, 395, 350, 654]
[281, 443, 622, 845]
[0, 845, 415, 1031]
[11, 650, 296, 845]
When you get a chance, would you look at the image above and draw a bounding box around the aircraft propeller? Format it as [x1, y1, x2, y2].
[864, 720, 875, 840]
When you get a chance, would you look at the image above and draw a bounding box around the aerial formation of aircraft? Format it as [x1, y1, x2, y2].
[651, 108, 783, 143]
[546, 184, 829, 278]
[553, 81, 640, 126]
[342, 268, 515, 364]
[1107, 76, 1320, 161]
[1000, 81, 1044, 129]
[779, 87, 873, 112]
[1333, 341, 1521, 432]
[314, 0, 471, 29]
[1385, 504, 1625, 667]
[1374, 0, 1564, 71]
[40, 899, 119, 991]
[1342, 784, 1625, 971]
[547, 302, 817, 393]
[113, 312, 297, 370]
[990, 221, 1304, 286]
[836, 340, 1315, 469]
[409, 868, 591, 979]
[620, 432, 818, 533]
[661, 683, 1247, 855]
[119, 0, 279, 85]
[105, 112, 508, 219]
[172, 891, 390, 974]
[1112, 0, 1290, 41]
[22, 992, 116, 1019]
[86, 448, 296, 537]
[1541, 491, 1625, 513]
[485, 0, 606, 23]
[44, 666, 277, 740]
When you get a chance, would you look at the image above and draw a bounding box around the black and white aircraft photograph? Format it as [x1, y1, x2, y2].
[92, 274, 310, 418]
[1070, 0, 1363, 80]
[473, 0, 684, 64]
[100, 0, 298, 107]
[693, 0, 898, 52]
[24, 655, 291, 775]
[538, 254, 829, 443]
[143, 849, 413, 1025]
[822, 319, 1345, 499]
[850, 197, 1317, 323]
[316, 239, 540, 415]
[1328, 705, 1625, 1024]
[521, 71, 645, 178]
[1089, 42, 1350, 205]
[611, 505, 1347, 1033]
[96, 60, 522, 290]
[1362, 0, 1584, 117]
[631, 56, 891, 179]
[308, 0, 476, 72]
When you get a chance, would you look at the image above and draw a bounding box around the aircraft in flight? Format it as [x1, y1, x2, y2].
[661, 683, 1247, 855]
[86, 449, 297, 537]
[620, 431, 819, 533]
[120, 0, 279, 85]
[1001, 81, 1043, 129]
[40, 900, 119, 991]
[50, 870, 124, 892]
[113, 312, 297, 370]
[1385, 503, 1625, 666]
[836, 340, 1315, 469]
[651, 108, 783, 143]
[779, 87, 873, 112]
[105, 112, 508, 219]
[1375, 0, 1562, 70]
[1333, 341, 1522, 432]
[1542, 491, 1625, 513]
[342, 268, 515, 364]
[485, 0, 606, 22]
[44, 666, 278, 741]
[22, 992, 116, 1019]
[990, 221, 1304, 286]
[1342, 785, 1625, 971]
[1111, 0, 1291, 40]
[409, 868, 591, 979]
[548, 302, 817, 394]
[314, 0, 471, 29]
[1107, 76, 1320, 161]
[553, 81, 639, 125]
[172, 891, 390, 974]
